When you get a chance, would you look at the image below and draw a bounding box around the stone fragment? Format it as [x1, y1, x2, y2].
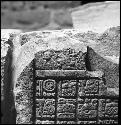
[98, 99, 118, 122]
[77, 98, 98, 119]
[71, 1, 120, 33]
[15, 62, 33, 124]
[2, 27, 119, 124]
[85, 46, 119, 88]
[35, 49, 86, 70]
[1, 29, 22, 124]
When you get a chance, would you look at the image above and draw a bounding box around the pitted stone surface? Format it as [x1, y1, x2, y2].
[13, 27, 119, 88]
[35, 48, 86, 70]
[15, 65, 108, 124]
[71, 1, 120, 33]
[14, 64, 118, 124]
[1, 27, 119, 124]
[1, 57, 5, 100]
[1, 29, 22, 57]
[13, 29, 88, 88]
[15, 61, 33, 124]
[1, 29, 22, 102]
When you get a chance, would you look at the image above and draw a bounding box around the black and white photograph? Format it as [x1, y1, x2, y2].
[1, 1, 120, 124]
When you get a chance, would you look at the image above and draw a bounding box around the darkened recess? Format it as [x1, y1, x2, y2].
[81, 1, 105, 5]
[2, 39, 16, 124]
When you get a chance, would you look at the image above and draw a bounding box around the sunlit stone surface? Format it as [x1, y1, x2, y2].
[1, 27, 119, 124]
[71, 1, 120, 33]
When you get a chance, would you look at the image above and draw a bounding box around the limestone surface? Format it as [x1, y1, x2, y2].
[1, 27, 119, 124]
[71, 1, 120, 33]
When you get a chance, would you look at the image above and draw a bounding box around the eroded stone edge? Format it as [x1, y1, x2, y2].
[12, 30, 87, 92]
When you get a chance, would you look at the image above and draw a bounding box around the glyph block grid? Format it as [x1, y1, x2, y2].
[15, 57, 118, 124]
[34, 74, 118, 124]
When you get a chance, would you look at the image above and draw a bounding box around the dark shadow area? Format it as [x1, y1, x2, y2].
[1, 40, 16, 124]
[81, 1, 105, 5]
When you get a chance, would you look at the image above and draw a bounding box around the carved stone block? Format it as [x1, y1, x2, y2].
[58, 80, 77, 97]
[36, 120, 55, 124]
[57, 121, 76, 124]
[98, 99, 118, 119]
[98, 119, 118, 124]
[36, 79, 56, 97]
[1, 57, 5, 100]
[77, 121, 97, 124]
[15, 62, 33, 124]
[78, 79, 99, 96]
[77, 98, 98, 120]
[57, 98, 76, 120]
[36, 99, 55, 119]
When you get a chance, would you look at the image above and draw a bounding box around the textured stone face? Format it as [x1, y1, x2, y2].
[1, 29, 22, 57]
[86, 46, 119, 89]
[15, 61, 34, 124]
[1, 57, 5, 101]
[98, 99, 118, 124]
[33, 69, 107, 124]
[35, 49, 86, 70]
[1, 29, 22, 123]
[71, 1, 120, 33]
[14, 51, 118, 124]
[13, 30, 88, 86]
[2, 27, 119, 124]
[1, 29, 22, 96]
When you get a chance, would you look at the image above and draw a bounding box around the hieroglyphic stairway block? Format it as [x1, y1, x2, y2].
[14, 49, 118, 124]
[58, 80, 77, 97]
[98, 99, 118, 124]
[57, 98, 76, 120]
[35, 70, 106, 124]
[36, 99, 55, 119]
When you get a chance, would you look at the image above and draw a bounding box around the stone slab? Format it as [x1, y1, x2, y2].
[71, 1, 120, 33]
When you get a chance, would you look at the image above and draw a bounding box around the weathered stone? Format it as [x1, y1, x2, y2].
[71, 1, 120, 33]
[15, 61, 33, 124]
[78, 79, 105, 97]
[57, 121, 76, 124]
[36, 120, 55, 124]
[1, 29, 22, 57]
[77, 98, 98, 119]
[1, 57, 5, 96]
[12, 27, 119, 83]
[96, 26, 120, 58]
[98, 119, 118, 124]
[14, 62, 117, 124]
[78, 121, 97, 124]
[35, 70, 104, 78]
[35, 49, 86, 70]
[98, 99, 118, 123]
[36, 99, 55, 118]
[86, 46, 119, 88]
[1, 29, 22, 124]
[2, 27, 119, 124]
[107, 88, 119, 96]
